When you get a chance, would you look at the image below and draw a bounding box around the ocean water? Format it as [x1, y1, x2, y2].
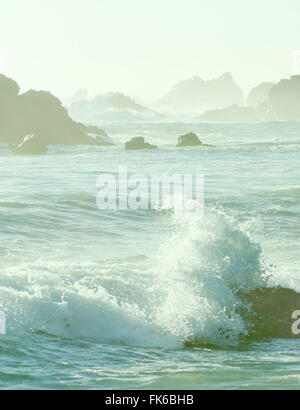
[0, 121, 300, 390]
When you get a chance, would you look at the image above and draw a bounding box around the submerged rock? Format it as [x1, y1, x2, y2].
[125, 137, 157, 150]
[176, 132, 203, 147]
[14, 135, 47, 155]
[185, 286, 300, 348]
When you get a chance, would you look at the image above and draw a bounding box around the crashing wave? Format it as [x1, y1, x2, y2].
[0, 206, 298, 348]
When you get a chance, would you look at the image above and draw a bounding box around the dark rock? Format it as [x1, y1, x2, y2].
[125, 137, 157, 150]
[13, 135, 47, 155]
[176, 133, 202, 147]
[186, 286, 300, 347]
[238, 286, 300, 338]
[0, 74, 108, 146]
[14, 90, 97, 145]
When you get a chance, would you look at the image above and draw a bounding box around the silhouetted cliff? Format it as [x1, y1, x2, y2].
[0, 74, 105, 146]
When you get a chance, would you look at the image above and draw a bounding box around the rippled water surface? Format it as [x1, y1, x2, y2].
[0, 121, 300, 389]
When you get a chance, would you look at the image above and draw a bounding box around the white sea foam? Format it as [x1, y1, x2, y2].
[0, 206, 271, 347]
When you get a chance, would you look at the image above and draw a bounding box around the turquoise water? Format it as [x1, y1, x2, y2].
[0, 121, 300, 389]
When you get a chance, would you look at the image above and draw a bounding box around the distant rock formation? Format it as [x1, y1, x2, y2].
[177, 133, 202, 147]
[200, 104, 259, 122]
[68, 92, 163, 123]
[14, 135, 47, 155]
[250, 75, 300, 121]
[125, 137, 157, 150]
[268, 75, 300, 120]
[246, 82, 275, 107]
[159, 73, 244, 114]
[0, 74, 108, 146]
[64, 88, 88, 106]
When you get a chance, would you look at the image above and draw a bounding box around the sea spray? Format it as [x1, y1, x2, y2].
[0, 206, 271, 347]
[150, 206, 269, 346]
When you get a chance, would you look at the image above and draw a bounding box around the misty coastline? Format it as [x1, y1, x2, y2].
[1, 72, 300, 155]
[1, 0, 300, 391]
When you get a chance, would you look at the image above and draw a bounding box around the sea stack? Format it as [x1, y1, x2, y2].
[0, 73, 108, 147]
[176, 132, 203, 147]
[125, 137, 157, 150]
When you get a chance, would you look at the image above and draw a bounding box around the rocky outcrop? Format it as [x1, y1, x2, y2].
[0, 74, 108, 146]
[176, 132, 214, 147]
[176, 133, 202, 147]
[125, 137, 157, 150]
[268, 75, 300, 120]
[200, 75, 300, 122]
[186, 286, 300, 346]
[159, 73, 244, 114]
[246, 82, 275, 107]
[13, 135, 47, 155]
[238, 287, 300, 339]
[15, 90, 98, 145]
[200, 104, 259, 122]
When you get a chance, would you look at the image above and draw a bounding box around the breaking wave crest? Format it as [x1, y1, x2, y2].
[0, 207, 274, 348]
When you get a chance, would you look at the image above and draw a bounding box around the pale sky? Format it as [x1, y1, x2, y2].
[0, 0, 299, 101]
